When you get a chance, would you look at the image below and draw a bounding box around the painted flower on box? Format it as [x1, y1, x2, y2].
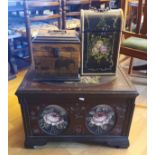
[38, 105, 68, 135]
[86, 104, 116, 135]
[91, 39, 109, 64]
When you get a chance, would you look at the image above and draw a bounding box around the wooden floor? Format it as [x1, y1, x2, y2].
[8, 68, 147, 155]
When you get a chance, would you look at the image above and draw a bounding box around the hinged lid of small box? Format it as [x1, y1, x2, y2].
[32, 30, 80, 44]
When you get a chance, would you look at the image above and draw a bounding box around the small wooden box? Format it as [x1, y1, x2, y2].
[16, 67, 138, 148]
[32, 30, 80, 81]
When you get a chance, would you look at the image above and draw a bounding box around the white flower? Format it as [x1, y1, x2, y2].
[100, 45, 108, 54]
[92, 47, 99, 54]
[95, 40, 103, 49]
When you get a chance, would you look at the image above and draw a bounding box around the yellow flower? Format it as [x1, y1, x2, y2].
[92, 47, 99, 54]
[95, 40, 103, 49]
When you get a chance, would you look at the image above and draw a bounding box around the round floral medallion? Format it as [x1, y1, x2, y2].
[86, 104, 116, 135]
[38, 105, 68, 135]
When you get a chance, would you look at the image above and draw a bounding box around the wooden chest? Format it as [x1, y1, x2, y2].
[81, 9, 123, 75]
[16, 67, 138, 148]
[32, 30, 80, 81]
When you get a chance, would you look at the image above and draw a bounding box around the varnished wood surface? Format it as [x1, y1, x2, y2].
[66, 12, 81, 16]
[120, 46, 147, 60]
[30, 14, 61, 21]
[8, 69, 146, 155]
[66, 0, 90, 5]
[16, 67, 137, 94]
[27, 1, 60, 7]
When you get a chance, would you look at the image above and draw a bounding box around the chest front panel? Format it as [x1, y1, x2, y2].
[22, 93, 132, 137]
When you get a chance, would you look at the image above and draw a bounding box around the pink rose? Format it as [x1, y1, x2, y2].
[100, 45, 108, 54]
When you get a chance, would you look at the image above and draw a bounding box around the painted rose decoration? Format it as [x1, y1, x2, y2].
[38, 105, 68, 135]
[91, 40, 109, 64]
[86, 104, 116, 135]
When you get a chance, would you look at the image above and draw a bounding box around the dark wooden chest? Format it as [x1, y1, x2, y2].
[16, 67, 138, 148]
[32, 30, 80, 81]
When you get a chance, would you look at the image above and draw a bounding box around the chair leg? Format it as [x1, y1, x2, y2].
[128, 57, 134, 74]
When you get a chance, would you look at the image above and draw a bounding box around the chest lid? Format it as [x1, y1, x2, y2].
[16, 66, 138, 96]
[32, 30, 80, 44]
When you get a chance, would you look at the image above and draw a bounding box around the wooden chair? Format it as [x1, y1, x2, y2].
[62, 0, 91, 29]
[23, 0, 62, 64]
[26, 0, 62, 28]
[120, 0, 147, 74]
[62, 0, 110, 30]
